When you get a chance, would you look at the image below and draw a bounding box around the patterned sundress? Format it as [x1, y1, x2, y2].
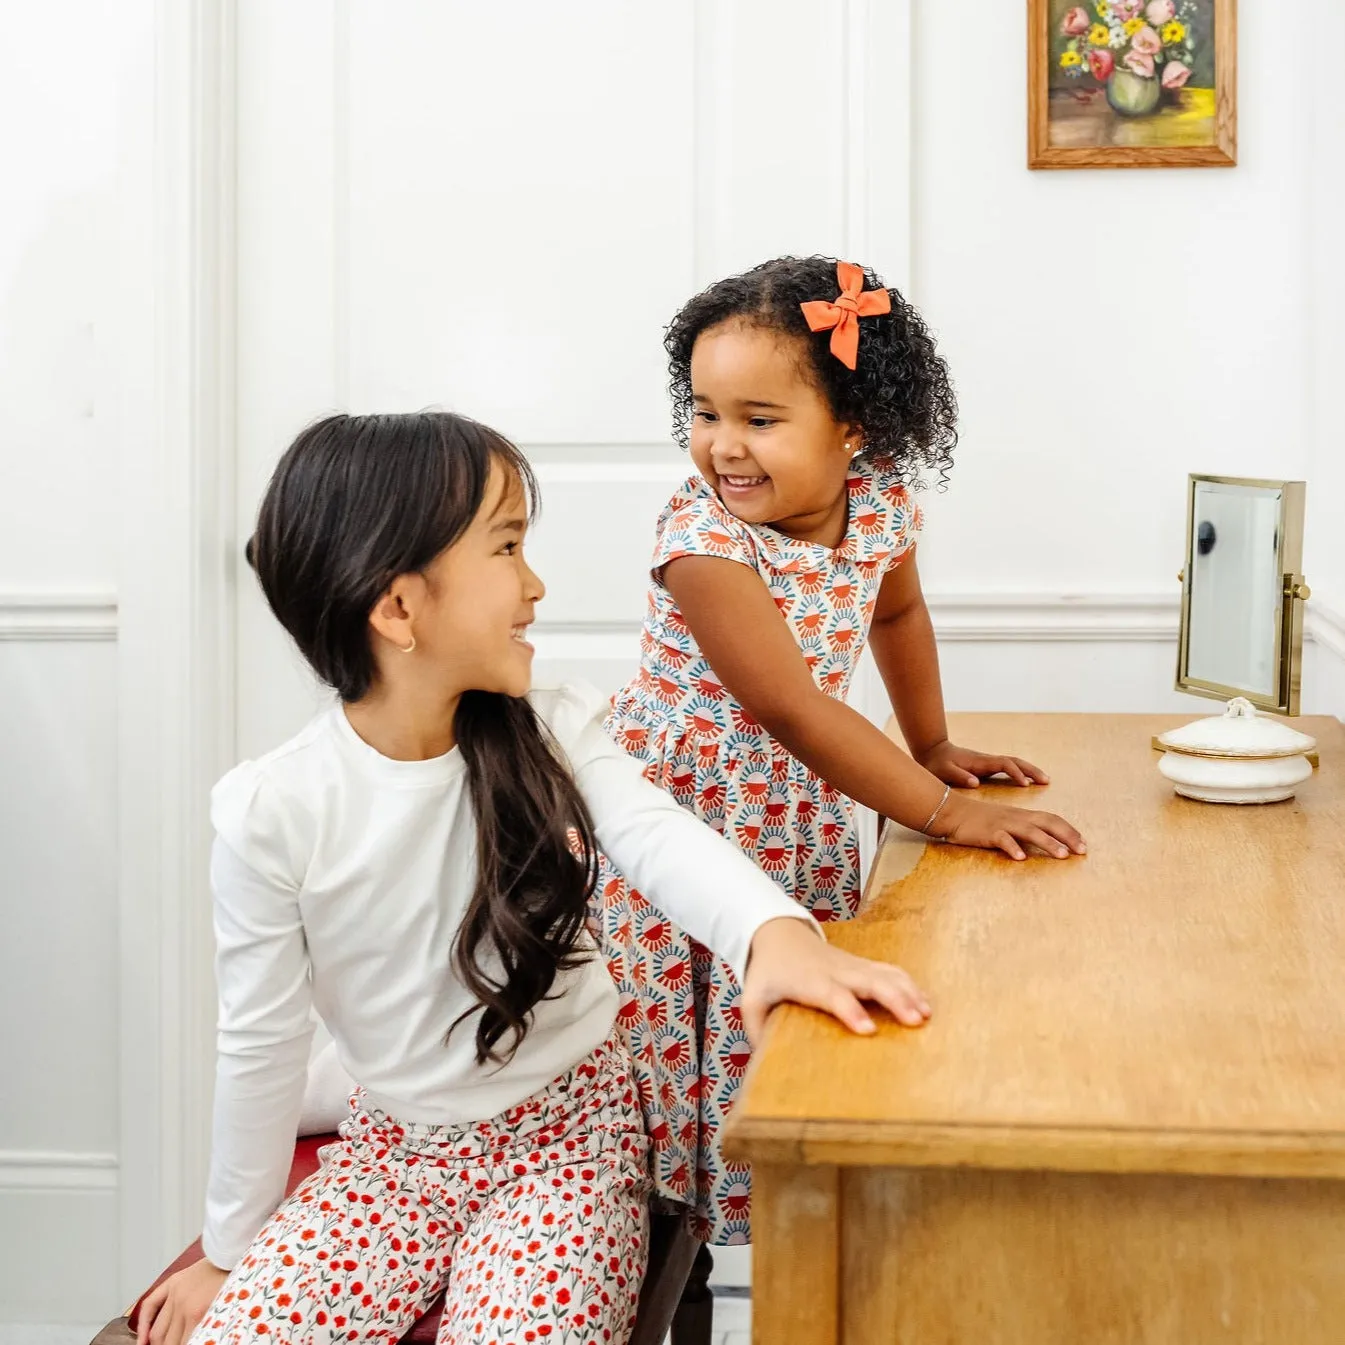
[594, 454, 921, 1244]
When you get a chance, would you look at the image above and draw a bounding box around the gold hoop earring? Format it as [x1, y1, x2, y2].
[401, 635, 416, 654]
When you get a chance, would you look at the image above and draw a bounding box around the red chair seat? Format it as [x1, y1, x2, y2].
[127, 1135, 445, 1344]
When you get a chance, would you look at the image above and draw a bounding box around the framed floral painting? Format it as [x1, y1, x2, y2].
[1028, 0, 1236, 168]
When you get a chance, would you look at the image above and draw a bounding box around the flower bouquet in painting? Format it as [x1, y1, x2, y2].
[1030, 0, 1231, 165]
[1058, 1, 1198, 116]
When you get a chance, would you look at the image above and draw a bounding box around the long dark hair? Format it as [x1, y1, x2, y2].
[249, 411, 599, 1065]
[665, 255, 958, 488]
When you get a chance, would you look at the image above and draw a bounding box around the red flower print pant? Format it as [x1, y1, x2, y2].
[190, 1031, 650, 1345]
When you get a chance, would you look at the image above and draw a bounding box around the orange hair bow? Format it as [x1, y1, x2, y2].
[799, 261, 891, 370]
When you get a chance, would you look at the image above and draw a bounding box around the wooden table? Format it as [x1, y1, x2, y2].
[723, 713, 1345, 1344]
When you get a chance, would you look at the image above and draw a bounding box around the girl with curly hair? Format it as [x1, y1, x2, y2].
[594, 256, 1086, 1260]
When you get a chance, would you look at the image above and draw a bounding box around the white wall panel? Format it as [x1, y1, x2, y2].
[0, 641, 119, 1153]
[235, 1, 898, 753]
[0, 634, 120, 1320]
[0, 5, 134, 585]
[531, 627, 644, 705]
[692, 0, 849, 278]
[342, 4, 696, 442]
[527, 454, 691, 625]
[0, 1190, 118, 1322]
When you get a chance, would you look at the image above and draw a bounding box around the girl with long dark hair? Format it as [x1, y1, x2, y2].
[135, 410, 928, 1345]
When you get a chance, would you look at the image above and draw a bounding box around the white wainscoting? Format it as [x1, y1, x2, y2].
[0, 596, 121, 1320]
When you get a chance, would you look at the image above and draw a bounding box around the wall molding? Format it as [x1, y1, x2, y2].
[0, 587, 1309, 653]
[937, 596, 1344, 654]
[0, 592, 118, 641]
[533, 594, 1345, 662]
[534, 594, 1184, 647]
[0, 1150, 119, 1192]
[928, 592, 1179, 642]
[927, 593, 1343, 652]
[533, 619, 643, 636]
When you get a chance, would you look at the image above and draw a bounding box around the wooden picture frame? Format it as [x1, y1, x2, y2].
[1028, 0, 1236, 169]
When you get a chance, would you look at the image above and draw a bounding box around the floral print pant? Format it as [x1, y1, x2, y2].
[189, 1032, 650, 1345]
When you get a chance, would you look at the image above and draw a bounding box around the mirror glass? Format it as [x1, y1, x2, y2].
[1185, 480, 1284, 699]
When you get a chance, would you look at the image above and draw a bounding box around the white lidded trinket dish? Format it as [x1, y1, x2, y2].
[1156, 697, 1317, 805]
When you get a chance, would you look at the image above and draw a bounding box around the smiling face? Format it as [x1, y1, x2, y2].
[688, 319, 860, 546]
[414, 458, 545, 698]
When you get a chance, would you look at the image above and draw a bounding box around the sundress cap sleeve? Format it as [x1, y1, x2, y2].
[651, 478, 761, 583]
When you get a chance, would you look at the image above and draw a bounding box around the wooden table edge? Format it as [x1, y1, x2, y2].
[727, 713, 1345, 1185]
[722, 1117, 1345, 1180]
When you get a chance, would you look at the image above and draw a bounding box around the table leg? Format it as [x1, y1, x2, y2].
[751, 1163, 839, 1345]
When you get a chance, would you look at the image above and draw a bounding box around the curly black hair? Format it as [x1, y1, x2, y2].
[665, 255, 957, 488]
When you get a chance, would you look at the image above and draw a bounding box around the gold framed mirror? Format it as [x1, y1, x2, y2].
[1177, 475, 1309, 716]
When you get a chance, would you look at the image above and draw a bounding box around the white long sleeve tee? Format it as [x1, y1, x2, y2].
[202, 682, 815, 1268]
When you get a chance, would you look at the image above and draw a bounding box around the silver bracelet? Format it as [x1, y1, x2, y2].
[920, 784, 952, 836]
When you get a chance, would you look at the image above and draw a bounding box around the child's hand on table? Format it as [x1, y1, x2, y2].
[136, 1257, 228, 1345]
[934, 792, 1086, 862]
[917, 739, 1050, 790]
[742, 916, 931, 1045]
